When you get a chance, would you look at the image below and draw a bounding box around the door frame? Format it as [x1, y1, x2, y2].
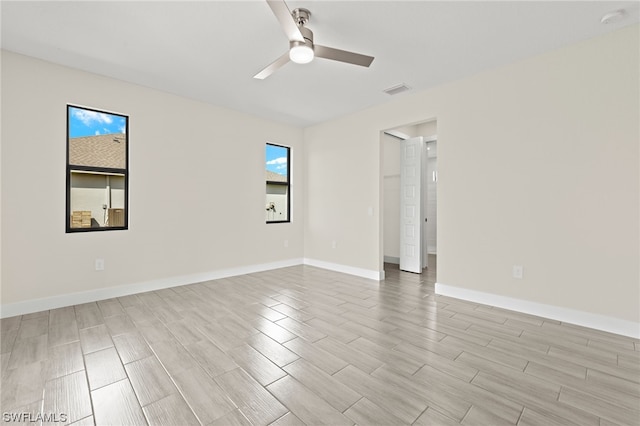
[380, 120, 438, 277]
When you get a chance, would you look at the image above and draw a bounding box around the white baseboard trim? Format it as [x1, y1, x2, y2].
[0, 258, 304, 319]
[303, 258, 384, 281]
[0, 257, 387, 318]
[435, 282, 640, 339]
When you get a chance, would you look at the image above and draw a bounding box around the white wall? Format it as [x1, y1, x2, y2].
[304, 25, 639, 327]
[1, 50, 304, 308]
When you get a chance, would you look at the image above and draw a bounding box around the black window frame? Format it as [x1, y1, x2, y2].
[266, 143, 291, 224]
[66, 104, 129, 233]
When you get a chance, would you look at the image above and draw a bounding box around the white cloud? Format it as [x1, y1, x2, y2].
[95, 130, 101, 135]
[72, 108, 113, 127]
[266, 157, 287, 166]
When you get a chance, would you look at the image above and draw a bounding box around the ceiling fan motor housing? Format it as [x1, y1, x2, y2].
[290, 26, 314, 51]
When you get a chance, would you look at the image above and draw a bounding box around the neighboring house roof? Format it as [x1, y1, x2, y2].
[266, 170, 287, 183]
[69, 133, 126, 169]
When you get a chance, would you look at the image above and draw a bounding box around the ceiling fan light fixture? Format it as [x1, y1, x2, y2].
[289, 43, 314, 64]
[255, 1, 374, 79]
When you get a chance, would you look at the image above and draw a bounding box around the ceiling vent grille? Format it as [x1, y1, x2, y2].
[383, 83, 411, 95]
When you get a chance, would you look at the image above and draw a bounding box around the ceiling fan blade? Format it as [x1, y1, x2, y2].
[266, 0, 304, 42]
[253, 51, 290, 80]
[315, 45, 374, 67]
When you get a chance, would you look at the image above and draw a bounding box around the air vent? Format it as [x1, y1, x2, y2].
[383, 83, 411, 95]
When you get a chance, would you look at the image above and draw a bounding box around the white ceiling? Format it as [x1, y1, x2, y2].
[2, 1, 638, 127]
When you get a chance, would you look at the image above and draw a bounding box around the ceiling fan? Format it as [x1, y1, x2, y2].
[254, 0, 375, 79]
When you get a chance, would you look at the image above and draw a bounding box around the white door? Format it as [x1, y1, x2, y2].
[400, 137, 424, 273]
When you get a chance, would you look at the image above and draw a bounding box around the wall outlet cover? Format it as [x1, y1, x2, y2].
[512, 265, 523, 279]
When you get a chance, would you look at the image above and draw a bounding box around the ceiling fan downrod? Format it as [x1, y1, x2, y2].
[292, 8, 311, 26]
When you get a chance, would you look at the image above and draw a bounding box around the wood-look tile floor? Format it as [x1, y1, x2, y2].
[1, 259, 639, 425]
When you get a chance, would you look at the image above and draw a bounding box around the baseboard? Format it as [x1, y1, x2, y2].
[0, 258, 304, 319]
[0, 257, 386, 318]
[435, 282, 640, 339]
[384, 256, 400, 264]
[303, 258, 383, 281]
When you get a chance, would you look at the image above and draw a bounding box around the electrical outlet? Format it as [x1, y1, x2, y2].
[512, 265, 523, 279]
[95, 258, 105, 271]
[284, 239, 289, 248]
[331, 240, 337, 249]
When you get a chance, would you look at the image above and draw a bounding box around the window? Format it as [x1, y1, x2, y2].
[66, 105, 128, 232]
[266, 143, 290, 223]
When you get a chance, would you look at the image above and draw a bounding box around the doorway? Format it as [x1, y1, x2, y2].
[424, 137, 438, 267]
[381, 120, 437, 277]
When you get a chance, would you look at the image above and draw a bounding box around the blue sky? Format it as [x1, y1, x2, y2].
[68, 106, 127, 138]
[266, 144, 288, 177]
